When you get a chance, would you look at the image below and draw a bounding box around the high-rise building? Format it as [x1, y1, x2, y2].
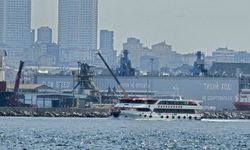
[0, 0, 32, 49]
[99, 30, 116, 68]
[37, 26, 52, 44]
[31, 29, 35, 44]
[58, 0, 98, 50]
[100, 30, 113, 50]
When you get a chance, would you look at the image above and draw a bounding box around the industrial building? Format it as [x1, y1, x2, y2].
[36, 74, 239, 110]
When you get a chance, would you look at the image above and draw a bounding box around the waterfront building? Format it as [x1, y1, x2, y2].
[0, 0, 32, 49]
[58, 0, 98, 50]
[6, 84, 78, 108]
[37, 27, 52, 44]
[123, 38, 144, 69]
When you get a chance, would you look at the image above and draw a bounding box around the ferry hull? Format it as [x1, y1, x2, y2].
[234, 102, 250, 111]
[114, 110, 203, 120]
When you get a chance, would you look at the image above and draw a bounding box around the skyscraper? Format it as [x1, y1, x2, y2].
[58, 0, 98, 50]
[0, 1, 4, 45]
[100, 30, 113, 50]
[0, 0, 32, 49]
[99, 30, 116, 68]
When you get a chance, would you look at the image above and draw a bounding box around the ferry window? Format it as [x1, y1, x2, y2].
[134, 100, 145, 104]
[153, 109, 195, 114]
[136, 108, 151, 112]
[188, 101, 197, 106]
[147, 100, 157, 104]
[158, 101, 167, 105]
[120, 99, 131, 103]
[120, 99, 145, 104]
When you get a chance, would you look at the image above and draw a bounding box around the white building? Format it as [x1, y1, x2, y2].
[58, 0, 98, 50]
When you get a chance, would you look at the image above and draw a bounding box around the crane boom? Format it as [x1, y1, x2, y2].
[97, 51, 128, 98]
[14, 60, 24, 94]
[10, 60, 24, 105]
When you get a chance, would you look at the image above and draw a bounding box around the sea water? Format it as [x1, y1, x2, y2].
[0, 117, 249, 149]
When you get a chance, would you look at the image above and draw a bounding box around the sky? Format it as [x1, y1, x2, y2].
[32, 0, 250, 55]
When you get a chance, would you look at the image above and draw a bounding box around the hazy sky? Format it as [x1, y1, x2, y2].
[32, 0, 250, 54]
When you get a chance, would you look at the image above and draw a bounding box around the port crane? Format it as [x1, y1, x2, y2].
[97, 51, 128, 98]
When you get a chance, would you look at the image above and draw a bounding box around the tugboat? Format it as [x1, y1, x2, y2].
[234, 89, 250, 111]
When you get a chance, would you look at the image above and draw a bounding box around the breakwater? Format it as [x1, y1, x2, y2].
[202, 111, 250, 119]
[0, 107, 250, 119]
[0, 107, 111, 118]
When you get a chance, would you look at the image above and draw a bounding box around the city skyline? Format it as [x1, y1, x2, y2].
[32, 0, 250, 54]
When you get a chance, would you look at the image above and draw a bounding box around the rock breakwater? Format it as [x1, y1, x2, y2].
[1, 107, 250, 119]
[0, 107, 111, 118]
[202, 111, 250, 119]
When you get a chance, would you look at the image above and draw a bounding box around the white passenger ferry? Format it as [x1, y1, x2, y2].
[112, 96, 203, 120]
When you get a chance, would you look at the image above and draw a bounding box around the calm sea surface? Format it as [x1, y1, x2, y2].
[0, 117, 250, 150]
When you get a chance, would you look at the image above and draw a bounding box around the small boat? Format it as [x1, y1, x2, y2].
[112, 96, 203, 120]
[234, 89, 250, 111]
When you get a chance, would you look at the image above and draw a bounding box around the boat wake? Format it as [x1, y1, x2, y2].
[201, 119, 250, 122]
